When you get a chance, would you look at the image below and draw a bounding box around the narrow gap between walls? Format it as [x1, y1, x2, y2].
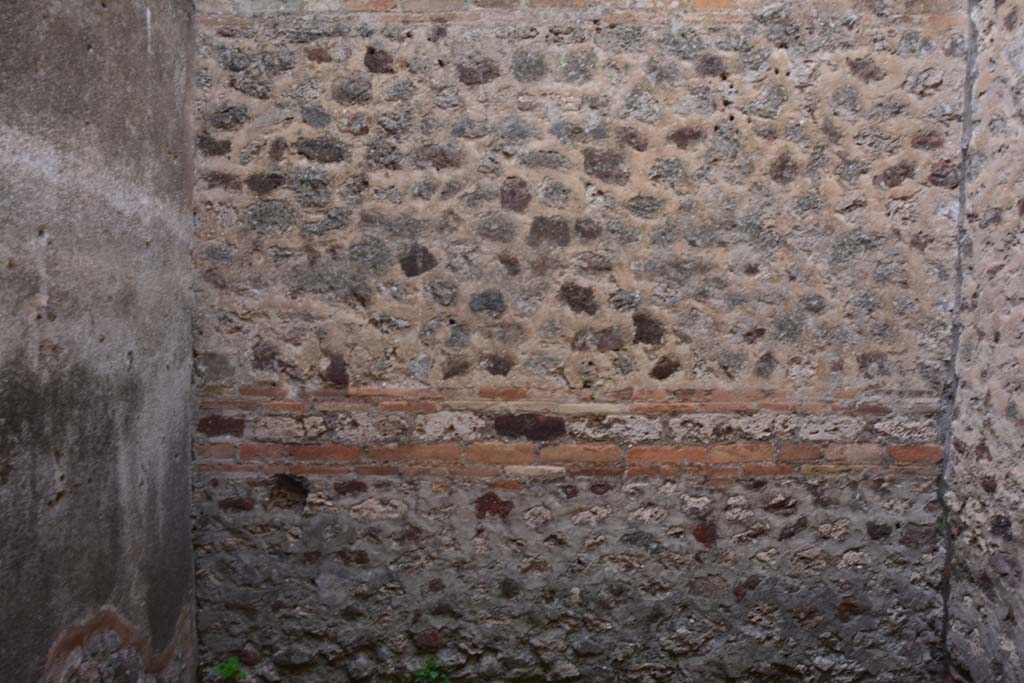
[939, 0, 979, 675]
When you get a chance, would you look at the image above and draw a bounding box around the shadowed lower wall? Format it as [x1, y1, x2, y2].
[0, 2, 196, 681]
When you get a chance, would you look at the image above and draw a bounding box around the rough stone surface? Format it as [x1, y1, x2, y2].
[195, 470, 944, 682]
[947, 1, 1024, 681]
[0, 1, 196, 681]
[190, 1, 980, 680]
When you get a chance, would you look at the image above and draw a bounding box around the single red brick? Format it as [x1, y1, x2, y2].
[889, 445, 943, 464]
[709, 443, 772, 464]
[291, 444, 361, 463]
[779, 444, 823, 462]
[316, 401, 373, 413]
[490, 480, 525, 492]
[707, 389, 770, 401]
[367, 442, 461, 464]
[479, 386, 529, 400]
[264, 401, 309, 413]
[628, 445, 707, 464]
[198, 463, 282, 474]
[449, 465, 504, 478]
[288, 464, 352, 476]
[239, 384, 289, 398]
[540, 444, 621, 464]
[239, 443, 288, 462]
[200, 399, 261, 412]
[348, 386, 443, 398]
[702, 402, 758, 413]
[197, 416, 245, 437]
[378, 400, 438, 413]
[467, 442, 536, 464]
[196, 442, 235, 461]
[354, 464, 401, 476]
[852, 403, 892, 415]
[825, 443, 885, 464]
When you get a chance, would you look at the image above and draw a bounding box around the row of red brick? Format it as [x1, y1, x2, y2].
[198, 384, 940, 418]
[197, 440, 942, 466]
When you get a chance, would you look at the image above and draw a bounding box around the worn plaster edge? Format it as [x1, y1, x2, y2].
[938, 0, 978, 675]
[39, 602, 194, 683]
[0, 124, 192, 247]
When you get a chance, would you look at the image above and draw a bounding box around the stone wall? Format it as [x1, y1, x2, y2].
[947, 1, 1024, 681]
[0, 2, 196, 682]
[192, 0, 968, 680]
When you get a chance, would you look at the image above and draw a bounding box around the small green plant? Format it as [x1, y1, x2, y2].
[412, 657, 451, 683]
[211, 656, 246, 683]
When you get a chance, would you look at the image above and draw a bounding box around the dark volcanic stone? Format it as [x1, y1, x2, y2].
[198, 132, 231, 156]
[695, 52, 725, 77]
[399, 245, 438, 277]
[572, 327, 625, 352]
[618, 127, 649, 151]
[668, 126, 704, 148]
[583, 148, 630, 185]
[475, 492, 514, 519]
[470, 289, 507, 316]
[927, 160, 961, 188]
[494, 413, 567, 441]
[457, 53, 500, 85]
[477, 213, 519, 242]
[560, 282, 598, 315]
[245, 172, 286, 195]
[633, 311, 664, 345]
[501, 177, 532, 212]
[873, 160, 915, 189]
[246, 201, 295, 233]
[575, 217, 602, 240]
[443, 358, 472, 379]
[332, 74, 373, 104]
[512, 50, 547, 82]
[321, 352, 350, 387]
[625, 195, 665, 219]
[528, 216, 571, 247]
[301, 104, 331, 128]
[847, 56, 885, 82]
[650, 355, 680, 380]
[335, 480, 368, 496]
[208, 105, 248, 130]
[769, 152, 799, 183]
[754, 352, 777, 378]
[412, 143, 463, 170]
[364, 46, 394, 73]
[296, 137, 348, 163]
[484, 354, 514, 376]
